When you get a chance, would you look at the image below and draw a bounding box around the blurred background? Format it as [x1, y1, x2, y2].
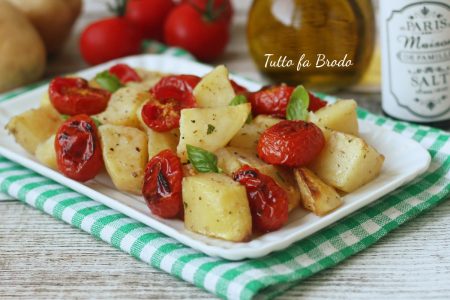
[0, 0, 381, 97]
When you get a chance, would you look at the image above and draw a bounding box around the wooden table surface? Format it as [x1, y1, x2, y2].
[1, 1, 449, 299]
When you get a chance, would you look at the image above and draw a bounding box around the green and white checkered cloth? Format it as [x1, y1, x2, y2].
[0, 46, 449, 299]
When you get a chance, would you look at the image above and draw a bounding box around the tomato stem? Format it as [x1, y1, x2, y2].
[189, 0, 226, 22]
[107, 0, 128, 16]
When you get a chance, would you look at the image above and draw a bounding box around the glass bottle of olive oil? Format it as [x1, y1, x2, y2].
[247, 0, 376, 91]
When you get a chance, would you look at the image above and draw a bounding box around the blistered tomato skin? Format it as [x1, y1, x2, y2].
[151, 74, 200, 108]
[141, 99, 181, 132]
[233, 165, 289, 232]
[142, 150, 184, 219]
[142, 75, 200, 132]
[257, 121, 325, 167]
[49, 77, 111, 116]
[55, 115, 104, 182]
[248, 85, 294, 117]
[308, 92, 327, 112]
[109, 64, 142, 84]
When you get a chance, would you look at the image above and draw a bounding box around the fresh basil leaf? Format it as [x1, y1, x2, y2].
[229, 95, 248, 106]
[95, 71, 123, 92]
[229, 95, 252, 124]
[286, 85, 309, 121]
[186, 144, 219, 173]
[91, 117, 102, 128]
[61, 114, 69, 120]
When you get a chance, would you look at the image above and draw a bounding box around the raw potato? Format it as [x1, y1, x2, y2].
[182, 173, 252, 242]
[216, 147, 300, 211]
[99, 125, 148, 195]
[309, 131, 384, 193]
[0, 1, 46, 92]
[309, 100, 359, 136]
[6, 105, 63, 154]
[7, 0, 82, 55]
[35, 134, 57, 170]
[294, 168, 342, 216]
[96, 88, 149, 128]
[193, 65, 236, 107]
[177, 103, 251, 161]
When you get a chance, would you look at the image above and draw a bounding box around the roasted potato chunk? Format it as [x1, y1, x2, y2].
[96, 87, 149, 128]
[309, 131, 384, 192]
[294, 168, 342, 216]
[35, 134, 57, 170]
[193, 65, 236, 107]
[309, 100, 359, 136]
[99, 125, 148, 194]
[182, 173, 252, 242]
[177, 103, 251, 161]
[6, 105, 63, 154]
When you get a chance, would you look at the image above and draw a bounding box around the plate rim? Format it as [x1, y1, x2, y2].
[0, 54, 432, 260]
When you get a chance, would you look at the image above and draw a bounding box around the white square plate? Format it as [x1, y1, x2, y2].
[0, 55, 431, 260]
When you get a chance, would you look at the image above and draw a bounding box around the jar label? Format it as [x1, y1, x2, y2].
[386, 1, 450, 119]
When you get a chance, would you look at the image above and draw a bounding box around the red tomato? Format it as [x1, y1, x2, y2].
[141, 99, 180, 132]
[308, 92, 327, 112]
[233, 165, 289, 232]
[258, 121, 325, 167]
[248, 85, 328, 117]
[182, 0, 233, 22]
[142, 150, 183, 218]
[164, 4, 229, 61]
[125, 0, 175, 40]
[49, 77, 111, 116]
[230, 80, 248, 94]
[151, 74, 200, 108]
[55, 115, 103, 182]
[142, 75, 200, 132]
[248, 85, 294, 118]
[80, 17, 143, 65]
[109, 64, 142, 84]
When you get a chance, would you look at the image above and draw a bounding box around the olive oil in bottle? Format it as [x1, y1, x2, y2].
[247, 0, 376, 91]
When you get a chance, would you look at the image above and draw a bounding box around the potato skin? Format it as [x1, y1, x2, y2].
[7, 0, 82, 55]
[0, 1, 46, 92]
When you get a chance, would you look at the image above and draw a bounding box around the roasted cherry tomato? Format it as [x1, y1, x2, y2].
[233, 165, 288, 232]
[258, 120, 325, 167]
[248, 85, 328, 117]
[308, 92, 327, 112]
[230, 80, 248, 94]
[142, 150, 183, 218]
[49, 77, 111, 116]
[151, 74, 200, 107]
[142, 75, 200, 132]
[248, 85, 294, 118]
[141, 98, 180, 132]
[109, 63, 142, 84]
[55, 115, 103, 182]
